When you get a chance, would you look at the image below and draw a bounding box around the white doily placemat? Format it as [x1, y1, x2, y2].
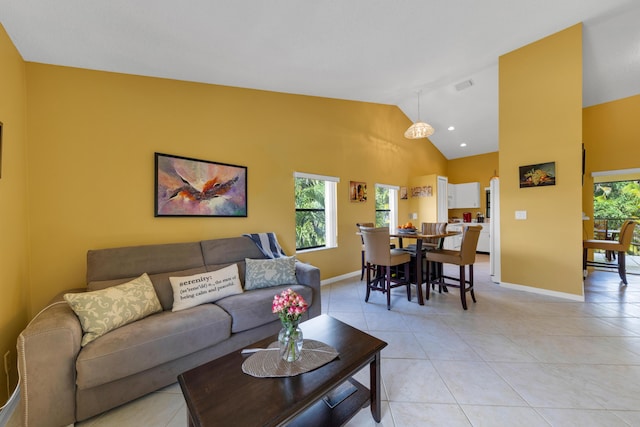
[242, 339, 339, 378]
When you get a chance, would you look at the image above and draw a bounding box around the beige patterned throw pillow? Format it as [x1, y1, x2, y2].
[65, 273, 162, 346]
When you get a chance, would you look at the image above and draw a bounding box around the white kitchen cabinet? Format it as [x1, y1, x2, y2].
[443, 222, 489, 253]
[476, 223, 490, 253]
[447, 182, 481, 209]
[455, 182, 481, 208]
[447, 183, 456, 209]
[443, 223, 463, 250]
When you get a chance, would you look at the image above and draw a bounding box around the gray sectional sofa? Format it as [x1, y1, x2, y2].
[17, 236, 321, 427]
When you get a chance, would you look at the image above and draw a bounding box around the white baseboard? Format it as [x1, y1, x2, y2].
[321, 271, 360, 286]
[499, 281, 585, 302]
[0, 385, 20, 427]
[320, 272, 586, 302]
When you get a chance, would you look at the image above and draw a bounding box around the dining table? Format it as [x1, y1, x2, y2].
[389, 230, 460, 305]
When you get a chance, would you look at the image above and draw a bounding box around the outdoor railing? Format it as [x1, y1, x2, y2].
[593, 217, 640, 255]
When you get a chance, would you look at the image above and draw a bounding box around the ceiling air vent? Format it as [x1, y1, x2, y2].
[454, 79, 473, 91]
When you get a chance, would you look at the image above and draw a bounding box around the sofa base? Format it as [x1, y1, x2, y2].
[75, 316, 308, 421]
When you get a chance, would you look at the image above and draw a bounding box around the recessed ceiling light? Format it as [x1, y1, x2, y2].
[460, 143, 467, 147]
[448, 126, 455, 131]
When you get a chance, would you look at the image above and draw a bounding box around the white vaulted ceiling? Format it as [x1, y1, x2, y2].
[2, 1, 639, 159]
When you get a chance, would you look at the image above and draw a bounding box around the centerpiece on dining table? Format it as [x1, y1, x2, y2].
[272, 288, 308, 362]
[396, 222, 417, 234]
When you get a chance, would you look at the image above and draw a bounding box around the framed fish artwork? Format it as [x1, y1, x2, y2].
[155, 152, 247, 217]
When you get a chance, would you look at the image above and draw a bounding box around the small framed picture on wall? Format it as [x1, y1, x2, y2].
[519, 161, 556, 188]
[349, 181, 367, 202]
[400, 186, 408, 200]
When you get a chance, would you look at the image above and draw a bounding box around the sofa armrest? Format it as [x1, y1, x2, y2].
[17, 298, 83, 427]
[295, 261, 321, 318]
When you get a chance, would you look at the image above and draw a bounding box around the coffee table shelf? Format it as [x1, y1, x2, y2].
[288, 378, 369, 427]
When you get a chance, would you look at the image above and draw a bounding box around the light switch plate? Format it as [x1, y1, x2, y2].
[515, 210, 527, 220]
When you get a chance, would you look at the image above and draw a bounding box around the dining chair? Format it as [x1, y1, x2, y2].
[361, 227, 412, 310]
[593, 218, 616, 261]
[421, 222, 448, 250]
[424, 225, 482, 310]
[583, 220, 637, 285]
[418, 222, 449, 288]
[356, 222, 375, 280]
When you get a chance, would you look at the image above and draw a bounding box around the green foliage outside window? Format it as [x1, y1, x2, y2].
[375, 186, 390, 227]
[295, 178, 326, 249]
[593, 180, 640, 254]
[594, 181, 640, 221]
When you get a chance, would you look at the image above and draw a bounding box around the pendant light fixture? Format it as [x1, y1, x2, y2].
[404, 91, 434, 139]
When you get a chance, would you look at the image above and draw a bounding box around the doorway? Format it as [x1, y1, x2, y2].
[591, 172, 640, 275]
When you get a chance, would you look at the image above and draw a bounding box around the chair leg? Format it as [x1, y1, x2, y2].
[469, 264, 476, 303]
[365, 262, 372, 302]
[385, 266, 391, 310]
[618, 251, 627, 285]
[405, 263, 411, 302]
[361, 250, 365, 280]
[583, 247, 588, 278]
[459, 265, 467, 310]
[438, 262, 448, 293]
[424, 259, 430, 301]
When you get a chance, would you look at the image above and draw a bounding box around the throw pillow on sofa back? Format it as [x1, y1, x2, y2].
[244, 256, 297, 290]
[64, 273, 163, 346]
[169, 263, 243, 312]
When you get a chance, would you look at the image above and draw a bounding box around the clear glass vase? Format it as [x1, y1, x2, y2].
[278, 322, 303, 362]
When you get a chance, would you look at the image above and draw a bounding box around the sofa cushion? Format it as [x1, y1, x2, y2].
[148, 267, 208, 311]
[88, 267, 208, 312]
[170, 264, 244, 312]
[201, 237, 266, 283]
[65, 273, 163, 346]
[75, 303, 231, 389]
[201, 237, 265, 266]
[86, 241, 205, 282]
[244, 256, 297, 290]
[215, 284, 312, 333]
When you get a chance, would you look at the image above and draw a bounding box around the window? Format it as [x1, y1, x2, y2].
[294, 172, 339, 251]
[375, 184, 399, 229]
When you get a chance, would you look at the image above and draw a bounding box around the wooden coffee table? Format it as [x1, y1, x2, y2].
[178, 314, 387, 426]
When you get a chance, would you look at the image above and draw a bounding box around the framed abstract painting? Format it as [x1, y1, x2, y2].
[155, 152, 247, 217]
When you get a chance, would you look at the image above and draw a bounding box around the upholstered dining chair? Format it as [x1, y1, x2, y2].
[421, 222, 448, 250]
[419, 222, 449, 287]
[403, 222, 448, 253]
[583, 220, 637, 285]
[361, 227, 412, 310]
[424, 225, 482, 310]
[356, 222, 375, 280]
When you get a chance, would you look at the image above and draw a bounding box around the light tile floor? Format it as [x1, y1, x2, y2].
[7, 255, 640, 426]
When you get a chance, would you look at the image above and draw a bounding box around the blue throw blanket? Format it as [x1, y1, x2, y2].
[243, 232, 286, 258]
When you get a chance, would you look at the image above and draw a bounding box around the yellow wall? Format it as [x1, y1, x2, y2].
[0, 24, 29, 403]
[582, 94, 640, 238]
[448, 152, 499, 220]
[499, 24, 584, 296]
[23, 63, 447, 314]
[406, 174, 440, 226]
